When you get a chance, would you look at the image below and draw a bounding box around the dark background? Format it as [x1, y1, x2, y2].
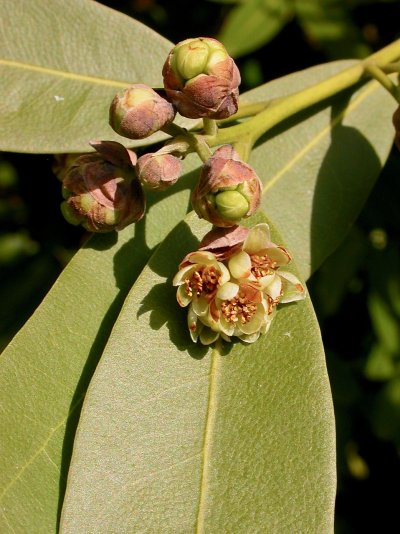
[1, 1, 400, 531]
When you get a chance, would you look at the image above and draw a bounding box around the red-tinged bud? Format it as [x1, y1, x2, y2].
[136, 152, 182, 191]
[162, 37, 240, 119]
[191, 145, 262, 227]
[52, 153, 82, 182]
[393, 106, 400, 151]
[109, 84, 176, 139]
[60, 140, 145, 232]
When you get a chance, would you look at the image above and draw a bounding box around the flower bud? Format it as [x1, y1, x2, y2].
[162, 37, 240, 119]
[109, 84, 176, 139]
[393, 105, 400, 151]
[136, 152, 181, 191]
[191, 145, 262, 227]
[60, 140, 145, 232]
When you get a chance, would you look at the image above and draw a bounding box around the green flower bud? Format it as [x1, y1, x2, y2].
[60, 140, 145, 233]
[162, 37, 240, 119]
[109, 84, 176, 139]
[136, 152, 181, 191]
[191, 145, 261, 227]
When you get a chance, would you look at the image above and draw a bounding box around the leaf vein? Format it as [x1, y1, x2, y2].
[0, 59, 129, 88]
[262, 80, 378, 195]
[195, 341, 221, 534]
[0, 393, 84, 503]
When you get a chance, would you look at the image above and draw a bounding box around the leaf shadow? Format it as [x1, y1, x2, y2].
[310, 95, 383, 273]
[136, 220, 210, 359]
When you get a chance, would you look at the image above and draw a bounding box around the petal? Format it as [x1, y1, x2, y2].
[217, 281, 239, 300]
[192, 295, 210, 316]
[199, 327, 220, 345]
[188, 251, 217, 265]
[263, 273, 282, 300]
[218, 261, 231, 284]
[219, 315, 235, 337]
[220, 332, 231, 343]
[177, 284, 191, 307]
[187, 305, 200, 342]
[172, 264, 197, 286]
[228, 251, 252, 279]
[238, 331, 260, 344]
[279, 271, 306, 303]
[265, 245, 291, 266]
[243, 223, 271, 253]
[239, 304, 266, 334]
[257, 272, 276, 289]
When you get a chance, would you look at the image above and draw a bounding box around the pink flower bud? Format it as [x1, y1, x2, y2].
[136, 153, 181, 191]
[162, 37, 240, 119]
[60, 141, 145, 232]
[191, 145, 262, 227]
[109, 84, 176, 139]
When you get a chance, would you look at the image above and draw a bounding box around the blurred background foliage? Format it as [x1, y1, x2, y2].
[1, 0, 400, 531]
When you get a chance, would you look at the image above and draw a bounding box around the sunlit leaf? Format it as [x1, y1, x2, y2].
[0, 154, 199, 533]
[243, 61, 396, 278]
[60, 211, 335, 533]
[0, 0, 194, 153]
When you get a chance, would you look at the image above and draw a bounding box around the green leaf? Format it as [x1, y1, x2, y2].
[218, 0, 293, 58]
[60, 212, 335, 533]
[0, 0, 194, 153]
[244, 60, 396, 278]
[295, 0, 371, 59]
[0, 154, 199, 533]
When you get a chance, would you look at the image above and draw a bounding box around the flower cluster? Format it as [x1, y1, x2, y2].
[54, 35, 307, 348]
[173, 224, 306, 345]
[56, 37, 246, 232]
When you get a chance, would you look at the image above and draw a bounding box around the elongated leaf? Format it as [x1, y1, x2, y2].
[243, 61, 396, 278]
[0, 0, 194, 153]
[0, 155, 199, 533]
[60, 211, 335, 533]
[218, 0, 293, 58]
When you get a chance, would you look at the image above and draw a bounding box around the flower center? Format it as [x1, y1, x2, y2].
[250, 253, 277, 278]
[221, 292, 257, 324]
[184, 266, 220, 298]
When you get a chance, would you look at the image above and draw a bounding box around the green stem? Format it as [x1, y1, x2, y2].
[204, 39, 400, 147]
[233, 137, 253, 162]
[364, 63, 400, 102]
[189, 134, 213, 162]
[203, 118, 218, 136]
[161, 123, 188, 137]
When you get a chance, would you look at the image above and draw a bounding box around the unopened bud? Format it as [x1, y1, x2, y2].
[163, 37, 240, 119]
[136, 152, 181, 191]
[191, 145, 261, 227]
[60, 141, 145, 232]
[109, 84, 176, 139]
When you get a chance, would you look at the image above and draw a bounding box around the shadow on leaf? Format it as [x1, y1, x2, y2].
[310, 96, 382, 272]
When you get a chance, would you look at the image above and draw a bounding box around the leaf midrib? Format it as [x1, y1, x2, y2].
[195, 343, 220, 533]
[262, 80, 379, 196]
[0, 58, 129, 88]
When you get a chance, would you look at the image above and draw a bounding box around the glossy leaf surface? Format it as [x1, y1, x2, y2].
[0, 0, 193, 153]
[60, 212, 335, 533]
